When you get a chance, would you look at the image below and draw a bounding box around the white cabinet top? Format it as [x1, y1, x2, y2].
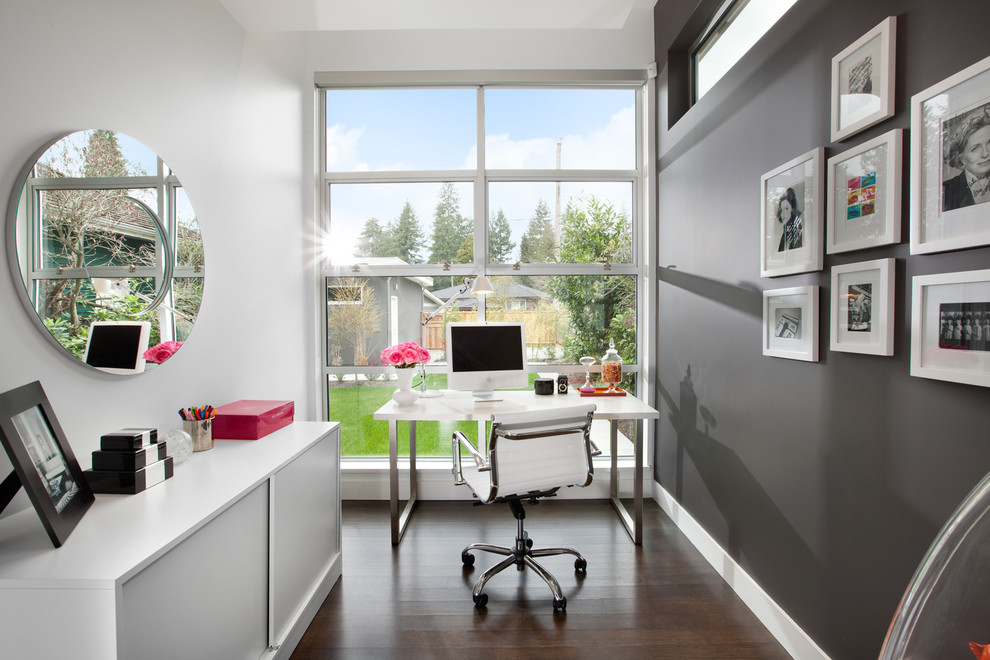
[0, 421, 338, 589]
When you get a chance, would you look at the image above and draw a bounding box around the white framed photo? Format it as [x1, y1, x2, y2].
[831, 16, 896, 142]
[826, 129, 902, 254]
[910, 54, 990, 255]
[763, 285, 819, 362]
[830, 258, 895, 356]
[760, 148, 824, 278]
[911, 269, 990, 387]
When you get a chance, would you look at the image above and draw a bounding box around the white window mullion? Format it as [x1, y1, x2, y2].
[474, 85, 488, 321]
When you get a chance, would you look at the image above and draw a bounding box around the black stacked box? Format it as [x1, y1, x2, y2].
[83, 428, 174, 494]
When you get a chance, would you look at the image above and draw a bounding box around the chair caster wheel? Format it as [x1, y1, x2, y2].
[553, 597, 566, 611]
[474, 593, 488, 608]
[574, 558, 587, 571]
[462, 553, 475, 567]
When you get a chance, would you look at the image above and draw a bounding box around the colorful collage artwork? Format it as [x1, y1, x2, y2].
[847, 171, 876, 220]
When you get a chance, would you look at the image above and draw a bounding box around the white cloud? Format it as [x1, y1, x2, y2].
[326, 123, 365, 170]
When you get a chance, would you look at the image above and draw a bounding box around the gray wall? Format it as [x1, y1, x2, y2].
[654, 1, 990, 657]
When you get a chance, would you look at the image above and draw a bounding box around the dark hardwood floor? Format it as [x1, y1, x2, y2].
[292, 499, 791, 659]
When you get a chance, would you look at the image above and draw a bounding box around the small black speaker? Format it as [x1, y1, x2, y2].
[534, 378, 554, 395]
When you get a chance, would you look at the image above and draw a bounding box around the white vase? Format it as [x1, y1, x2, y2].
[391, 368, 419, 405]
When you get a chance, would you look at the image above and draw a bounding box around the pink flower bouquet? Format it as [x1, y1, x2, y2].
[380, 341, 431, 368]
[143, 341, 183, 364]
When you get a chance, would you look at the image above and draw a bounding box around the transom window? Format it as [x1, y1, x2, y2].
[318, 74, 648, 458]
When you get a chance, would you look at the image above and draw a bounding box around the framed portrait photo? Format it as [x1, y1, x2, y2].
[760, 148, 824, 278]
[0, 381, 94, 547]
[763, 285, 819, 362]
[826, 129, 902, 254]
[910, 54, 990, 255]
[911, 269, 990, 388]
[830, 258, 895, 356]
[830, 16, 897, 142]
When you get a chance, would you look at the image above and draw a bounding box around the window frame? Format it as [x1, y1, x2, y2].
[316, 71, 654, 459]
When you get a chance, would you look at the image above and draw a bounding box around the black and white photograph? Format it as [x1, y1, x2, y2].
[761, 148, 824, 277]
[831, 17, 896, 142]
[938, 302, 990, 351]
[911, 54, 990, 254]
[764, 285, 819, 361]
[941, 102, 990, 212]
[830, 258, 894, 356]
[847, 284, 872, 332]
[912, 269, 990, 387]
[775, 309, 801, 338]
[11, 406, 78, 514]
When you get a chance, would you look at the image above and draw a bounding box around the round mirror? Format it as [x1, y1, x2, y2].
[5, 130, 204, 373]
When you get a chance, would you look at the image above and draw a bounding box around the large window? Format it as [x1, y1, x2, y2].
[318, 74, 649, 457]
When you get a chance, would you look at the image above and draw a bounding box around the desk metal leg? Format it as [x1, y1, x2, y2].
[389, 420, 418, 545]
[609, 419, 643, 545]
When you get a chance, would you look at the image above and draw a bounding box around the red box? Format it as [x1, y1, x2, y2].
[213, 400, 294, 440]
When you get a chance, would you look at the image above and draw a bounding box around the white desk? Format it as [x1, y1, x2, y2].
[373, 390, 659, 545]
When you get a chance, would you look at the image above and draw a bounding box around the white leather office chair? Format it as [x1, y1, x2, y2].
[452, 403, 599, 611]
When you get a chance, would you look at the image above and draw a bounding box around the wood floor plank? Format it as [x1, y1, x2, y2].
[291, 500, 790, 659]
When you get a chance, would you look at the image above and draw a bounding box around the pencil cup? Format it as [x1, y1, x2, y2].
[184, 418, 213, 452]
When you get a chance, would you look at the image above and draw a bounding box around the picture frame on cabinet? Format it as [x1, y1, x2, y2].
[0, 380, 94, 547]
[830, 16, 896, 142]
[760, 148, 824, 278]
[911, 269, 990, 388]
[826, 129, 902, 253]
[830, 258, 895, 356]
[763, 285, 819, 362]
[910, 54, 990, 255]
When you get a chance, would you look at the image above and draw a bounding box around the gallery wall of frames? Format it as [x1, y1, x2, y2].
[761, 15, 990, 389]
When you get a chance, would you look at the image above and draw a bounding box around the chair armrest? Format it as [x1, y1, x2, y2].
[452, 430, 489, 486]
[589, 439, 602, 457]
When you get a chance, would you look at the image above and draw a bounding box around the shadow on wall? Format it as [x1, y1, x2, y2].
[659, 364, 829, 627]
[660, 362, 940, 657]
[659, 267, 763, 319]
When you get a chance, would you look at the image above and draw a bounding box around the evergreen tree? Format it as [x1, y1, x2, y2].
[354, 217, 388, 258]
[454, 235, 473, 264]
[519, 199, 555, 264]
[83, 129, 128, 177]
[488, 208, 515, 263]
[387, 201, 424, 264]
[428, 182, 471, 288]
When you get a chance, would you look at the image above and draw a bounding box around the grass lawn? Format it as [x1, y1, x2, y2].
[329, 374, 483, 456]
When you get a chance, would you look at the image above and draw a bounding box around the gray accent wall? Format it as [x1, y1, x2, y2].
[654, 1, 990, 657]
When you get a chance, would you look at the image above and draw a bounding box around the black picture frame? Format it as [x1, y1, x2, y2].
[0, 381, 94, 547]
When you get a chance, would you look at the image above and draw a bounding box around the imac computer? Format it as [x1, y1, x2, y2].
[445, 321, 528, 401]
[83, 321, 152, 375]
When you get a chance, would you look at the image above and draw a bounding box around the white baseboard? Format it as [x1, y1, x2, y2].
[652, 482, 829, 660]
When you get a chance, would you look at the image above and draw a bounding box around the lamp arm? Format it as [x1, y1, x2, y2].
[421, 279, 472, 326]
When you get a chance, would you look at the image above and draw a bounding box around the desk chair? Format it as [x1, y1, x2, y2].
[451, 403, 599, 611]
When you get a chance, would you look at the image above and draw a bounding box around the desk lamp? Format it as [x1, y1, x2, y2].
[419, 275, 495, 397]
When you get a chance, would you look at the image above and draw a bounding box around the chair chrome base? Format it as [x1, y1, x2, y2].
[461, 500, 586, 611]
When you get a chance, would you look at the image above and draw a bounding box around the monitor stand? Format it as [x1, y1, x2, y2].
[471, 389, 502, 402]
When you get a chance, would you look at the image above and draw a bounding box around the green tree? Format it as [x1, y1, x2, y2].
[428, 183, 471, 288]
[488, 208, 515, 263]
[454, 235, 473, 264]
[355, 217, 389, 258]
[518, 198, 555, 288]
[386, 201, 424, 264]
[547, 196, 635, 363]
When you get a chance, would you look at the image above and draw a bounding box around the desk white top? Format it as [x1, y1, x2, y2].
[373, 389, 659, 422]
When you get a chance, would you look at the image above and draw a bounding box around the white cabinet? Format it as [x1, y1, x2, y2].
[0, 422, 340, 660]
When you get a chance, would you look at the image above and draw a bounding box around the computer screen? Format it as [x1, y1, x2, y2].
[84, 321, 151, 375]
[446, 322, 528, 401]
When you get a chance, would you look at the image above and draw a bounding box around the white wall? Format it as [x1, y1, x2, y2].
[0, 0, 655, 514]
[0, 0, 311, 507]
